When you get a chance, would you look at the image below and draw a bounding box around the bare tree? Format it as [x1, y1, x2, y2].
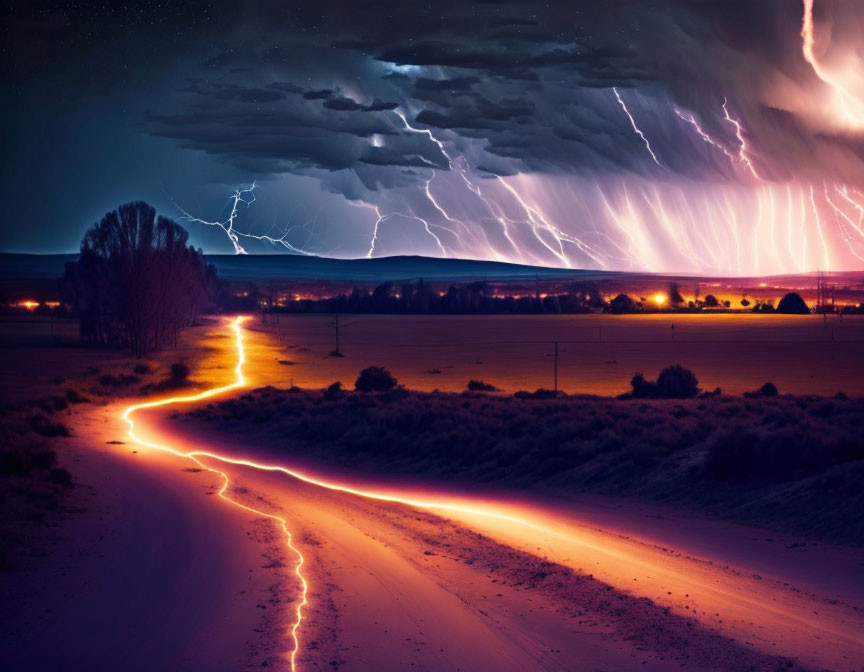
[61, 202, 216, 357]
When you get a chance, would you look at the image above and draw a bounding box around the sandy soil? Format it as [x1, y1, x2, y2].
[252, 313, 864, 396]
[3, 316, 863, 671]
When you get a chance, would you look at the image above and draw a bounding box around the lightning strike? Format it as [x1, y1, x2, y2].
[176, 183, 314, 256]
[674, 108, 739, 168]
[801, 0, 863, 128]
[613, 88, 662, 167]
[721, 99, 760, 180]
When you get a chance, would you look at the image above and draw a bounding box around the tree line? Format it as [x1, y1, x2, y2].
[60, 202, 218, 357]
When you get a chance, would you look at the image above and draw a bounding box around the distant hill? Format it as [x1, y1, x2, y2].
[0, 252, 611, 283]
[1, 252, 860, 285]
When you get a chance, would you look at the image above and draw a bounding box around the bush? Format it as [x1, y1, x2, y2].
[630, 373, 658, 399]
[355, 366, 397, 392]
[656, 365, 699, 399]
[65, 389, 90, 404]
[514, 388, 561, 400]
[745, 382, 778, 398]
[776, 292, 810, 315]
[133, 363, 150, 375]
[703, 294, 719, 307]
[170, 363, 190, 380]
[323, 381, 345, 400]
[607, 293, 638, 314]
[26, 414, 70, 437]
[467, 380, 496, 392]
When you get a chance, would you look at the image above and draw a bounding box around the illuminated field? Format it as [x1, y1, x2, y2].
[249, 312, 864, 396]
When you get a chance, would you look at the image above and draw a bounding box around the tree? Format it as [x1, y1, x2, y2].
[703, 294, 719, 307]
[355, 366, 398, 391]
[60, 202, 216, 357]
[656, 365, 700, 398]
[776, 292, 810, 315]
[607, 293, 638, 314]
[668, 283, 685, 305]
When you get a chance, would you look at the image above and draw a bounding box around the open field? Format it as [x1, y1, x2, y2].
[2, 315, 863, 671]
[252, 312, 864, 396]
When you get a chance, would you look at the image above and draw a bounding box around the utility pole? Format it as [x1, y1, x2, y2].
[553, 341, 559, 393]
[335, 313, 340, 355]
[275, 313, 282, 344]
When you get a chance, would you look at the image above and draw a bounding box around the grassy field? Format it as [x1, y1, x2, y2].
[251, 312, 864, 396]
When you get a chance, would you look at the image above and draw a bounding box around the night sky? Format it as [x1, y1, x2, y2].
[2, 1, 863, 273]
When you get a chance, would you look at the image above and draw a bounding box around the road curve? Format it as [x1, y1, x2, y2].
[121, 316, 864, 672]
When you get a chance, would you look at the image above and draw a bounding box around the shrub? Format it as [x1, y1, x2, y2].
[170, 363, 190, 380]
[467, 380, 496, 392]
[776, 292, 810, 315]
[323, 381, 345, 400]
[65, 389, 90, 404]
[656, 365, 699, 399]
[26, 414, 70, 437]
[98, 374, 140, 387]
[607, 293, 638, 314]
[630, 373, 658, 399]
[355, 366, 397, 392]
[514, 388, 560, 400]
[133, 363, 150, 375]
[703, 294, 719, 307]
[745, 382, 778, 398]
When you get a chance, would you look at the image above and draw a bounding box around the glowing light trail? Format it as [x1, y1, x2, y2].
[121, 317, 308, 672]
[120, 317, 861, 671]
[613, 88, 661, 167]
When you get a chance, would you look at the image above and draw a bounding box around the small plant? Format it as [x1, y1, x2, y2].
[170, 363, 190, 380]
[745, 382, 778, 398]
[467, 380, 496, 392]
[65, 389, 90, 404]
[323, 381, 345, 400]
[355, 366, 397, 392]
[98, 374, 140, 387]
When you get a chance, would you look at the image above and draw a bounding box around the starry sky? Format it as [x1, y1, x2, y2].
[2, 0, 864, 273]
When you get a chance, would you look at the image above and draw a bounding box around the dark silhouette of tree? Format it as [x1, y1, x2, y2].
[668, 282, 685, 305]
[60, 202, 216, 357]
[656, 365, 700, 398]
[703, 294, 719, 307]
[776, 292, 810, 314]
[355, 366, 398, 391]
[607, 293, 638, 314]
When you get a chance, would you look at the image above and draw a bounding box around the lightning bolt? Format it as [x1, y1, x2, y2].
[721, 99, 760, 180]
[809, 184, 832, 270]
[613, 87, 662, 167]
[674, 108, 739, 168]
[176, 183, 314, 256]
[824, 184, 864, 262]
[801, 0, 863, 128]
[395, 109, 608, 269]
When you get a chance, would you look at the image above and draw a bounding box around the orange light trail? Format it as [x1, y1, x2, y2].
[119, 316, 859, 671]
[121, 316, 308, 672]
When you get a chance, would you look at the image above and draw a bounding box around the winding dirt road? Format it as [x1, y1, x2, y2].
[8, 316, 861, 672]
